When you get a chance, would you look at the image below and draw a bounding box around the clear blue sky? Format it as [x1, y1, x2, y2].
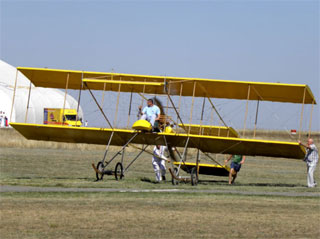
[1, 1, 319, 132]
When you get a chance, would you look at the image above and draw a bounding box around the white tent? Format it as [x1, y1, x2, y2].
[0, 60, 83, 126]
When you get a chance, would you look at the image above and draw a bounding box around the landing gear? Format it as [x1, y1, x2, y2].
[190, 167, 198, 186]
[114, 162, 124, 181]
[96, 161, 104, 181]
[171, 168, 179, 185]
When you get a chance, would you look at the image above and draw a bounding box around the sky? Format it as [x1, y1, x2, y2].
[0, 0, 319, 132]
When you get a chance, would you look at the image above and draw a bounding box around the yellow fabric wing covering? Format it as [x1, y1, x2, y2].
[17, 67, 316, 104]
[10, 123, 306, 159]
[173, 162, 230, 176]
[178, 124, 239, 137]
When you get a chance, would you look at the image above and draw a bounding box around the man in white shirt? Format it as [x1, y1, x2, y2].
[152, 145, 168, 182]
[299, 138, 319, 188]
[139, 99, 160, 129]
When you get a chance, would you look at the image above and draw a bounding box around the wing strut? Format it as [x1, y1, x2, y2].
[101, 131, 115, 165]
[176, 137, 190, 175]
[124, 145, 148, 173]
[197, 83, 228, 128]
[84, 82, 113, 129]
[105, 132, 138, 166]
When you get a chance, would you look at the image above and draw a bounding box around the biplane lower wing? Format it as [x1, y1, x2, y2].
[10, 123, 306, 159]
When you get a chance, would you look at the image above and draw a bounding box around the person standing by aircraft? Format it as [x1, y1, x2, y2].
[4, 116, 8, 127]
[224, 155, 246, 185]
[152, 145, 168, 182]
[299, 138, 318, 188]
[139, 99, 160, 130]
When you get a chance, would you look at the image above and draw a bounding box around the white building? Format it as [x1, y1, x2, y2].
[0, 60, 83, 127]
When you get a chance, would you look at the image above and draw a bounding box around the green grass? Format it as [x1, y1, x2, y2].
[1, 134, 320, 238]
[1, 127, 319, 192]
[0, 146, 319, 193]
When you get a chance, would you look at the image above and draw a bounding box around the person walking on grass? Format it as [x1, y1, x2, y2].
[224, 155, 246, 185]
[299, 138, 318, 188]
[152, 145, 169, 183]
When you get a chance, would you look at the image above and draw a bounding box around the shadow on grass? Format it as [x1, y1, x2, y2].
[140, 177, 303, 188]
[15, 177, 47, 179]
[15, 176, 94, 180]
[140, 177, 229, 185]
[198, 180, 227, 184]
[140, 177, 168, 184]
[199, 181, 303, 187]
[239, 183, 303, 187]
[200, 181, 303, 187]
[13, 177, 304, 188]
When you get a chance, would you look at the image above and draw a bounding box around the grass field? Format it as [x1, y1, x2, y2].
[0, 129, 320, 238]
[1, 147, 319, 193]
[1, 192, 319, 239]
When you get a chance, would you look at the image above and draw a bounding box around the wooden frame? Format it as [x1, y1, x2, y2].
[126, 91, 133, 129]
[298, 87, 307, 140]
[61, 73, 70, 125]
[10, 69, 19, 121]
[24, 81, 32, 123]
[242, 84, 251, 137]
[253, 99, 260, 138]
[188, 81, 197, 134]
[76, 72, 84, 122]
[113, 78, 122, 127]
[308, 100, 314, 138]
[176, 83, 183, 130]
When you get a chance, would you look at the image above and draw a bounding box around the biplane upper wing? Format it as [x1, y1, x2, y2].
[17, 67, 316, 104]
[10, 123, 306, 159]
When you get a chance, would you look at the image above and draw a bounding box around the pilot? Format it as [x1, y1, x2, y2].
[224, 155, 246, 185]
[152, 145, 169, 182]
[139, 99, 160, 129]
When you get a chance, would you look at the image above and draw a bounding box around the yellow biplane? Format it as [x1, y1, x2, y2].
[10, 67, 316, 185]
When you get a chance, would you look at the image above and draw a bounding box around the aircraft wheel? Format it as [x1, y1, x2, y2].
[190, 167, 198, 186]
[171, 168, 179, 185]
[96, 161, 104, 181]
[115, 162, 124, 181]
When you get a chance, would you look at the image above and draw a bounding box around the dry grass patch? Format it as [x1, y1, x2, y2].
[0, 192, 319, 239]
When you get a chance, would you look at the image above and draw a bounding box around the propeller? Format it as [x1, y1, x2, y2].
[153, 97, 180, 162]
[153, 96, 164, 115]
[167, 146, 179, 162]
